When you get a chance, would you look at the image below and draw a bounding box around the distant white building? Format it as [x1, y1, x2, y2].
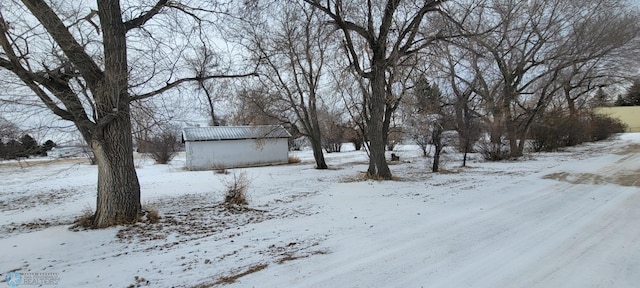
[182, 125, 291, 170]
[47, 146, 86, 158]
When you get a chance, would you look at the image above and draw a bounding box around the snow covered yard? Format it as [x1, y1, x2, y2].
[1, 134, 639, 288]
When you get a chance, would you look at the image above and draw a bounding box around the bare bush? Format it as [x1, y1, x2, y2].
[323, 143, 342, 153]
[587, 114, 627, 141]
[143, 132, 180, 164]
[530, 111, 626, 152]
[530, 112, 578, 152]
[479, 139, 511, 161]
[224, 172, 250, 206]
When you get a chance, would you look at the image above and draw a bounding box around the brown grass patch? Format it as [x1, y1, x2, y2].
[276, 250, 329, 264]
[340, 171, 401, 182]
[69, 207, 95, 230]
[0, 157, 88, 168]
[206, 264, 268, 286]
[288, 155, 301, 164]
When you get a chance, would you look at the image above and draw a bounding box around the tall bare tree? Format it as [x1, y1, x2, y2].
[448, 0, 639, 157]
[240, 1, 334, 169]
[0, 1, 254, 227]
[304, 0, 450, 179]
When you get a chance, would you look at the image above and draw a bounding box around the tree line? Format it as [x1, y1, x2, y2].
[0, 117, 57, 160]
[0, 134, 57, 160]
[0, 0, 638, 228]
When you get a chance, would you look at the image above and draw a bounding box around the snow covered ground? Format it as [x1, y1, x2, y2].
[1, 134, 639, 288]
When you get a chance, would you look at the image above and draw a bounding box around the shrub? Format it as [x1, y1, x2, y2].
[587, 113, 626, 141]
[478, 139, 511, 161]
[323, 142, 341, 153]
[223, 172, 250, 206]
[529, 112, 579, 152]
[144, 132, 180, 164]
[530, 111, 626, 152]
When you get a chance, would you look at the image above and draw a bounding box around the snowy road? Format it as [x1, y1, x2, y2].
[229, 139, 640, 288]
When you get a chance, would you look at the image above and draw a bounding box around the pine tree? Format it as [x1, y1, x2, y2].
[43, 140, 57, 151]
[5, 139, 22, 159]
[626, 79, 640, 106]
[20, 134, 39, 156]
[616, 79, 640, 106]
[0, 141, 5, 159]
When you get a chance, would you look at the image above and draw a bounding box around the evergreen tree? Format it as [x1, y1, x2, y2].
[414, 77, 443, 114]
[626, 79, 640, 106]
[43, 140, 57, 152]
[5, 139, 22, 159]
[0, 141, 5, 159]
[20, 134, 39, 156]
[615, 79, 640, 106]
[591, 88, 610, 107]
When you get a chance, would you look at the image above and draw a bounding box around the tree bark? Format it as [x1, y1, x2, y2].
[91, 0, 141, 227]
[92, 114, 141, 227]
[367, 69, 392, 179]
[432, 122, 443, 172]
[506, 118, 521, 158]
[308, 132, 328, 169]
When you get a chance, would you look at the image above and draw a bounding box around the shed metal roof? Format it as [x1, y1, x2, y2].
[182, 125, 291, 142]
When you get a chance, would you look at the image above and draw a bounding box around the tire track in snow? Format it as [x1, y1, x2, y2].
[244, 143, 640, 288]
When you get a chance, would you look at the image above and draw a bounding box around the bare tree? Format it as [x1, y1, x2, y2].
[448, 0, 639, 158]
[403, 76, 438, 157]
[0, 116, 20, 143]
[231, 87, 282, 126]
[317, 106, 347, 153]
[0, 1, 255, 228]
[304, 0, 450, 179]
[433, 44, 483, 166]
[239, 1, 334, 169]
[187, 47, 230, 126]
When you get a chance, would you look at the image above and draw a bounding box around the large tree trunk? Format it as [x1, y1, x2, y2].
[308, 131, 328, 169]
[506, 119, 521, 158]
[91, 0, 141, 227]
[432, 122, 443, 172]
[92, 114, 141, 228]
[367, 70, 392, 179]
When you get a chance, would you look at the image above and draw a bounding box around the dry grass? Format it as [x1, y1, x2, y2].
[200, 264, 268, 287]
[0, 157, 87, 168]
[223, 172, 250, 206]
[340, 171, 401, 182]
[276, 250, 329, 264]
[147, 210, 160, 223]
[70, 207, 95, 230]
[212, 164, 229, 174]
[140, 208, 160, 224]
[288, 155, 301, 164]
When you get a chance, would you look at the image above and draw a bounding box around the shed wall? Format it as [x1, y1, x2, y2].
[595, 107, 640, 132]
[185, 138, 289, 170]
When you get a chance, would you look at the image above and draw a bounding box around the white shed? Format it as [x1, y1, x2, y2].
[182, 125, 291, 170]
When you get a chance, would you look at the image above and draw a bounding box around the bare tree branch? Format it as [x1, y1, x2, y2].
[130, 71, 258, 101]
[124, 0, 169, 31]
[21, 0, 103, 88]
